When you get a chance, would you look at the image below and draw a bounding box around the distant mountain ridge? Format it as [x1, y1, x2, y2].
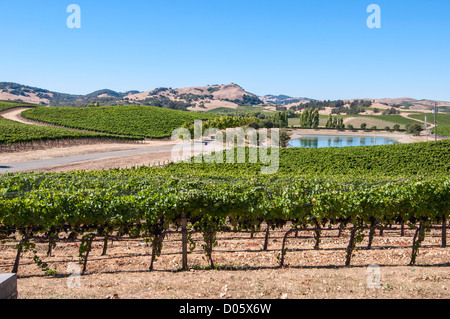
[261, 94, 313, 106]
[0, 82, 269, 111]
[1, 82, 449, 113]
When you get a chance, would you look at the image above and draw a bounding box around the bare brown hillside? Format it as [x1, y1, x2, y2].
[1, 82, 449, 113]
[124, 83, 254, 111]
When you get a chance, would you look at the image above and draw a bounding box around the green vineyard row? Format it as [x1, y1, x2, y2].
[1, 170, 449, 272]
[1, 139, 448, 272]
[165, 140, 450, 177]
[0, 102, 142, 144]
[0, 117, 139, 145]
[0, 174, 448, 272]
[409, 113, 450, 137]
[22, 105, 216, 139]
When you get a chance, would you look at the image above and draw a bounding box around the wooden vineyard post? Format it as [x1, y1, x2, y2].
[47, 234, 56, 257]
[12, 239, 25, 274]
[367, 221, 376, 249]
[313, 221, 321, 250]
[338, 222, 344, 237]
[442, 215, 447, 248]
[102, 236, 109, 256]
[263, 226, 270, 251]
[181, 214, 188, 270]
[12, 230, 29, 274]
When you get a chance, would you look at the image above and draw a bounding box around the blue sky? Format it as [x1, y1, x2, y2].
[1, 0, 449, 101]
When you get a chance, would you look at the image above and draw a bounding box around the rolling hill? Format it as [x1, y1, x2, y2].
[0, 82, 268, 111]
[0, 82, 314, 112]
[21, 105, 216, 139]
[1, 82, 449, 114]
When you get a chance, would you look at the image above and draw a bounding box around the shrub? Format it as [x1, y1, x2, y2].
[406, 123, 423, 136]
[279, 129, 292, 148]
[383, 107, 400, 115]
[361, 123, 367, 130]
[248, 120, 261, 130]
[261, 119, 274, 129]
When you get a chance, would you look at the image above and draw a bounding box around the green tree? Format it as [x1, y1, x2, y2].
[300, 110, 307, 128]
[279, 129, 291, 148]
[312, 109, 319, 128]
[272, 112, 288, 128]
[326, 114, 333, 128]
[406, 123, 423, 136]
[307, 109, 313, 128]
[338, 117, 345, 129]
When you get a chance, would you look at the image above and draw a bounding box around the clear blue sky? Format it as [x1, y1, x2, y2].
[1, 0, 449, 101]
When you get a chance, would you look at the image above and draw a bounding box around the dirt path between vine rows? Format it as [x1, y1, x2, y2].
[2, 225, 448, 299]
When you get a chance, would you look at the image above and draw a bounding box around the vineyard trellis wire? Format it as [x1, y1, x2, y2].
[1, 175, 448, 275]
[0, 221, 448, 275]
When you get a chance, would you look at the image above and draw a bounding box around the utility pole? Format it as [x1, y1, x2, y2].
[434, 102, 438, 144]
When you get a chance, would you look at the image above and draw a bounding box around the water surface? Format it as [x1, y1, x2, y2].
[288, 136, 398, 148]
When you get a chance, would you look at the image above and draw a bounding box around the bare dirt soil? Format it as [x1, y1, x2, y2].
[1, 226, 448, 299]
[22, 141, 223, 173]
[0, 141, 177, 164]
[30, 149, 177, 172]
